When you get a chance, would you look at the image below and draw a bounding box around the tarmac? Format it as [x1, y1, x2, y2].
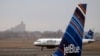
[0, 40, 100, 56]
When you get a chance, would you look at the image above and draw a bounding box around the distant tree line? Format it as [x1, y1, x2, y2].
[0, 30, 63, 40]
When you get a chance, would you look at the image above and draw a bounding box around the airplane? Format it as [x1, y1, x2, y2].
[34, 3, 87, 56]
[34, 29, 95, 50]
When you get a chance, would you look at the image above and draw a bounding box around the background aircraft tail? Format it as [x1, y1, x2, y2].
[52, 4, 87, 56]
[85, 29, 94, 39]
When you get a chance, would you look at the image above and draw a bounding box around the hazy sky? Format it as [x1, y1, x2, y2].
[0, 0, 100, 32]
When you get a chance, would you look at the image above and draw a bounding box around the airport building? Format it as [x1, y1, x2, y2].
[7, 21, 26, 32]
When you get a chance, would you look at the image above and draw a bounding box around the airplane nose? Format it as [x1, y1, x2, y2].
[33, 42, 37, 45]
[33, 41, 40, 45]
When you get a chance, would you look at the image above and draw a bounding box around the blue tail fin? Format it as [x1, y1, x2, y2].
[85, 29, 94, 39]
[52, 4, 87, 56]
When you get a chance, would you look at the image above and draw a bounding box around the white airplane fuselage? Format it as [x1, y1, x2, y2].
[33, 38, 95, 48]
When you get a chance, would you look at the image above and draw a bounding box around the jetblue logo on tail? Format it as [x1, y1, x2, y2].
[64, 44, 80, 55]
